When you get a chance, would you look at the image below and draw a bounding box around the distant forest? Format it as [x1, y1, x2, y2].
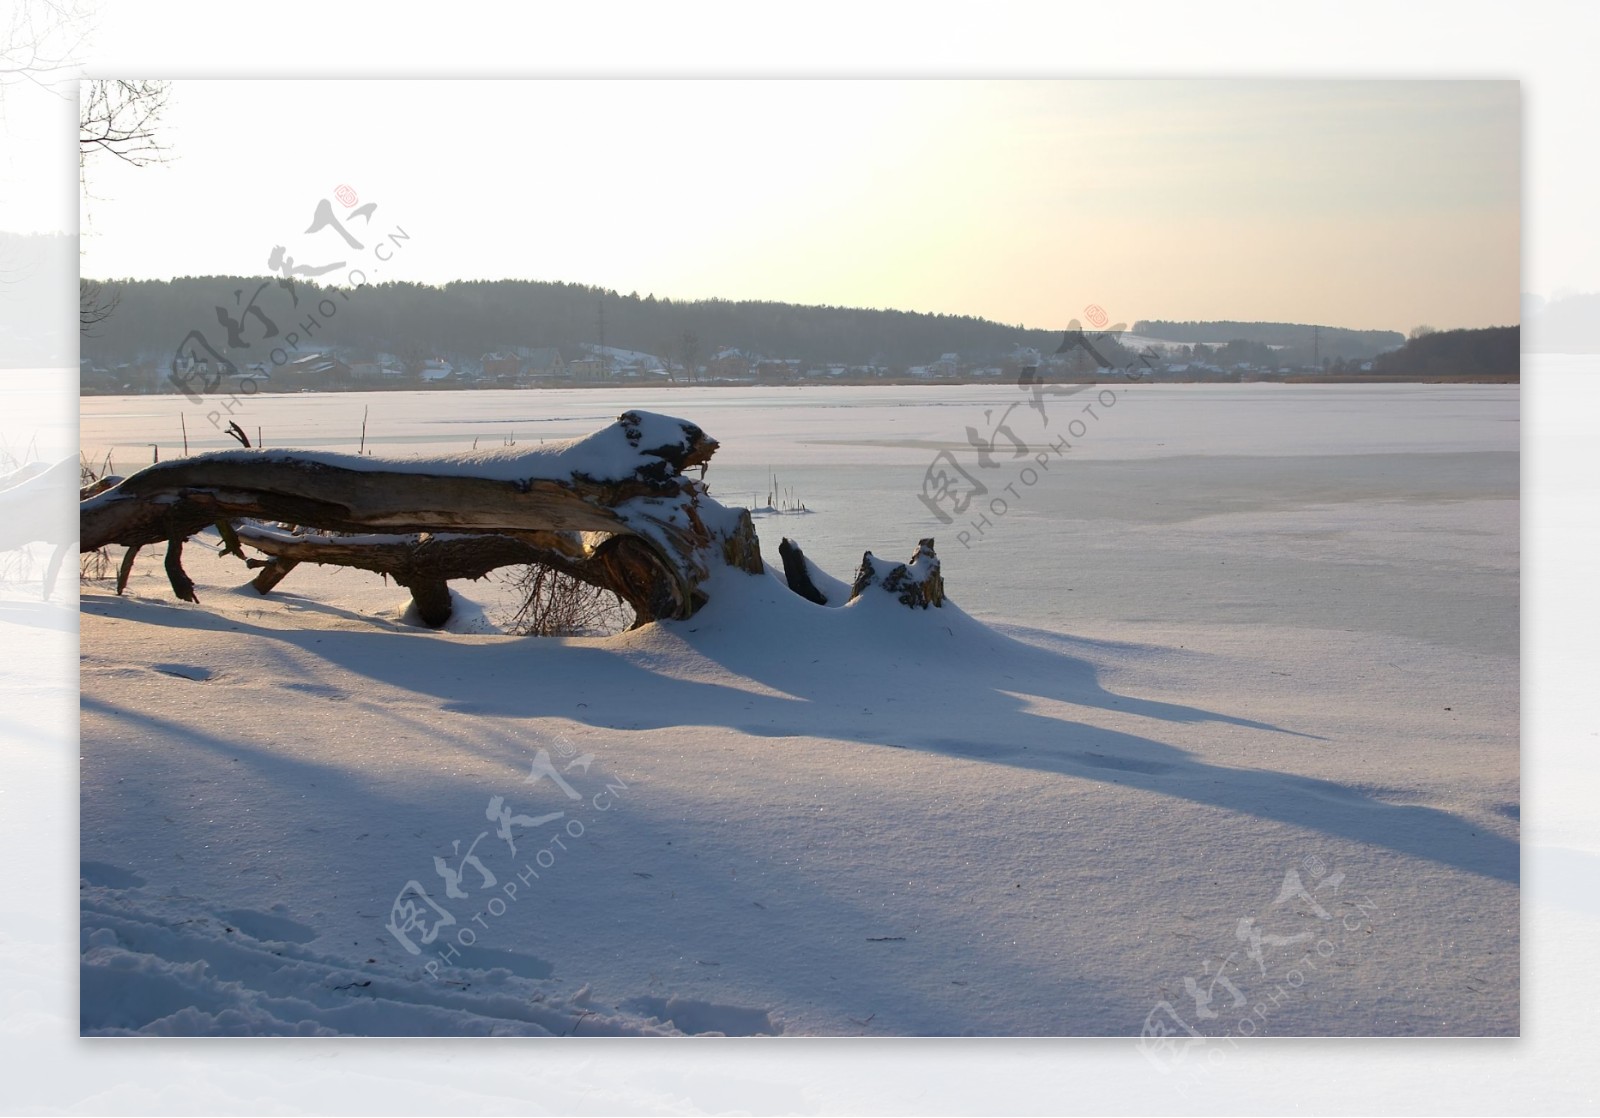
[75, 276, 1437, 373]
[1366, 326, 1519, 378]
[79, 276, 1069, 371]
[1134, 319, 1403, 359]
[0, 232, 1567, 375]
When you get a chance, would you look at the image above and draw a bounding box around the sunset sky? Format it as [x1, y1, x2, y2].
[75, 79, 1520, 334]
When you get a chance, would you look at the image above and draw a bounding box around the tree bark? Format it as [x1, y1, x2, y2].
[405, 578, 453, 628]
[850, 538, 944, 609]
[80, 411, 762, 625]
[778, 537, 827, 605]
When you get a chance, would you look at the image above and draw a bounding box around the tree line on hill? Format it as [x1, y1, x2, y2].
[1362, 325, 1519, 378]
[77, 274, 1426, 375]
[77, 276, 1070, 372]
[1134, 319, 1403, 364]
[60, 264, 1524, 383]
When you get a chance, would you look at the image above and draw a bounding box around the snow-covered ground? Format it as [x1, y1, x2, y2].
[73, 383, 1518, 1039]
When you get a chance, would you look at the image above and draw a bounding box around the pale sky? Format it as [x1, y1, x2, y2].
[76, 79, 1520, 334]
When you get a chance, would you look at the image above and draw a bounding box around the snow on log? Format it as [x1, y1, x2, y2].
[849, 538, 945, 609]
[80, 411, 763, 625]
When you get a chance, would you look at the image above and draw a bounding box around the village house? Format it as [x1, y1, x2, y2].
[707, 348, 753, 380]
[753, 358, 800, 383]
[481, 352, 520, 380]
[517, 347, 566, 382]
[281, 352, 352, 389]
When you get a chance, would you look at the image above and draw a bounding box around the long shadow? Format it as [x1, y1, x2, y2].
[80, 580, 1519, 885]
[82, 692, 1065, 1034]
[0, 598, 77, 633]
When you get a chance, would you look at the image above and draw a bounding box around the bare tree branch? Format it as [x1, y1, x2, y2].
[0, 0, 93, 98]
[77, 76, 172, 327]
[79, 276, 118, 334]
[79, 78, 170, 169]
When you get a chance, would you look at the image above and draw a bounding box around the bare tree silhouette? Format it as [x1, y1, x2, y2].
[79, 78, 170, 172]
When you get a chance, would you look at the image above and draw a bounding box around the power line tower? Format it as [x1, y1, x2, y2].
[1313, 325, 1321, 370]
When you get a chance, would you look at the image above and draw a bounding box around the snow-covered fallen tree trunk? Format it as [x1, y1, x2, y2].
[80, 410, 764, 625]
[232, 524, 698, 628]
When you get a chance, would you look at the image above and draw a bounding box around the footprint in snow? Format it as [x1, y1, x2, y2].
[1068, 751, 1176, 776]
[622, 995, 781, 1037]
[447, 945, 554, 980]
[218, 908, 317, 944]
[152, 663, 213, 681]
[80, 861, 145, 889]
[281, 682, 349, 701]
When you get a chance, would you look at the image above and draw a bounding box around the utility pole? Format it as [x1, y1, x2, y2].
[596, 295, 607, 380]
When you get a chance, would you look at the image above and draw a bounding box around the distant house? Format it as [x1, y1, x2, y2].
[567, 345, 666, 380]
[482, 352, 520, 380]
[283, 352, 351, 387]
[707, 349, 752, 380]
[420, 358, 455, 382]
[753, 358, 798, 383]
[615, 360, 669, 380]
[519, 347, 566, 381]
[929, 353, 960, 377]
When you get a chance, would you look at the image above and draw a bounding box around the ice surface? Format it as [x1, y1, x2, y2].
[76, 383, 1519, 1036]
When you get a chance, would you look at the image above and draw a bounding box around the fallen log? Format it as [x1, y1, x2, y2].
[231, 523, 712, 628]
[81, 410, 762, 625]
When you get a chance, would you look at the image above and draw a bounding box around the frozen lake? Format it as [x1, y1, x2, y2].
[75, 381, 1522, 1038]
[81, 383, 1520, 654]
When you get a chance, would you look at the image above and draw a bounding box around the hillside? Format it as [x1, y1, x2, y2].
[77, 274, 1419, 377]
[76, 276, 1064, 372]
[1370, 326, 1520, 378]
[1133, 319, 1404, 362]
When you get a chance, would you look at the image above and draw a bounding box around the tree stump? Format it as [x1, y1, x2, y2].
[849, 538, 944, 609]
[778, 537, 827, 605]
